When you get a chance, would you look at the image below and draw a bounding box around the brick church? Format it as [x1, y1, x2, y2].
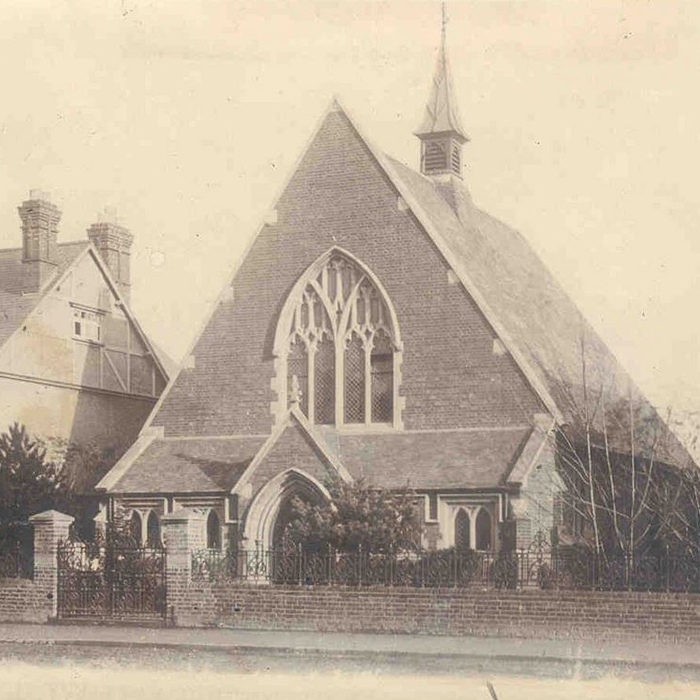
[96, 24, 689, 555]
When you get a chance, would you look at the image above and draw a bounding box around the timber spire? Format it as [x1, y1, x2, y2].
[415, 2, 469, 178]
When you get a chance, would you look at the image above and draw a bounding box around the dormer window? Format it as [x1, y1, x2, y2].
[72, 306, 103, 343]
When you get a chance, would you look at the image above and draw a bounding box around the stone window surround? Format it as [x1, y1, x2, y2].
[435, 494, 503, 551]
[271, 247, 405, 431]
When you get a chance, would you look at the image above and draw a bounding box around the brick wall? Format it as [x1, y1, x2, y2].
[168, 578, 700, 642]
[152, 108, 543, 437]
[0, 577, 53, 623]
[0, 511, 73, 623]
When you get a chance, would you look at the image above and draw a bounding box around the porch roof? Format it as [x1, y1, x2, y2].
[333, 426, 533, 490]
[109, 436, 266, 494]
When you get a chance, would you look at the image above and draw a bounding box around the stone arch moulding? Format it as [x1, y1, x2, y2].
[446, 503, 494, 551]
[241, 468, 331, 552]
[271, 246, 405, 430]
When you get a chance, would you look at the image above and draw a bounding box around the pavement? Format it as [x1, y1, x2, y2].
[0, 622, 699, 672]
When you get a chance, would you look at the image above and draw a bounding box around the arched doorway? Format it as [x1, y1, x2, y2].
[242, 469, 331, 553]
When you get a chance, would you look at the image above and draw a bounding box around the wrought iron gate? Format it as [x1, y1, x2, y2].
[57, 539, 167, 621]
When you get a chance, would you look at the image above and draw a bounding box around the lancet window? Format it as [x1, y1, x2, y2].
[278, 251, 401, 428]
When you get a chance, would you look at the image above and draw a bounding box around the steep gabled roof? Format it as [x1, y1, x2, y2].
[0, 241, 89, 348]
[382, 155, 691, 467]
[142, 97, 692, 473]
[0, 240, 170, 384]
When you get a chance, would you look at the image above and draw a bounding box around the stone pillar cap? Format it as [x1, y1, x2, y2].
[28, 509, 75, 524]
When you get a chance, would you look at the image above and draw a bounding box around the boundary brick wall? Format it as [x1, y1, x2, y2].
[169, 578, 700, 642]
[0, 511, 73, 624]
[0, 577, 54, 623]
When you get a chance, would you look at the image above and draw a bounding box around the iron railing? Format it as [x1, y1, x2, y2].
[0, 540, 33, 579]
[57, 539, 167, 619]
[191, 541, 700, 592]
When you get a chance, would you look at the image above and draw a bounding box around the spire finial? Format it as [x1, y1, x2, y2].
[414, 1, 469, 177]
[441, 2, 447, 48]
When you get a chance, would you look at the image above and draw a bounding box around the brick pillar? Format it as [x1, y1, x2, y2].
[28, 509, 74, 620]
[162, 509, 205, 626]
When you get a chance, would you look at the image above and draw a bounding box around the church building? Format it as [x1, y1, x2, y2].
[96, 23, 689, 555]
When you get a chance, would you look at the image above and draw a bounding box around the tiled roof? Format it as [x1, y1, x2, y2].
[110, 437, 266, 493]
[0, 241, 89, 349]
[334, 427, 532, 490]
[110, 427, 530, 495]
[385, 156, 693, 468]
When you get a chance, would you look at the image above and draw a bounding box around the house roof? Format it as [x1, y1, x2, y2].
[109, 436, 266, 493]
[0, 241, 89, 349]
[0, 238, 171, 385]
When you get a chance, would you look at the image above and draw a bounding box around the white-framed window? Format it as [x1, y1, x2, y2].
[72, 306, 103, 343]
[275, 250, 402, 429]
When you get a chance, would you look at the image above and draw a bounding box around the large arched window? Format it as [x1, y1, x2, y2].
[475, 509, 492, 551]
[275, 250, 402, 428]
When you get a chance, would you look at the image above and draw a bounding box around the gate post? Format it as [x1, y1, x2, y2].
[28, 509, 74, 621]
[162, 509, 205, 626]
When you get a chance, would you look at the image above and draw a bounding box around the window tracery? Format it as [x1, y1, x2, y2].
[276, 251, 402, 429]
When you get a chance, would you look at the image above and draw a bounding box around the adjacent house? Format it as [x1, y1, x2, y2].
[0, 191, 169, 474]
[96, 28, 693, 555]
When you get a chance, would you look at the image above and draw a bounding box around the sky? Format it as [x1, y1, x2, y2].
[0, 0, 699, 420]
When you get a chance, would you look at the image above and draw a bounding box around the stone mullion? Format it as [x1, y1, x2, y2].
[470, 508, 478, 550]
[335, 337, 345, 427]
[364, 340, 372, 426]
[307, 342, 316, 424]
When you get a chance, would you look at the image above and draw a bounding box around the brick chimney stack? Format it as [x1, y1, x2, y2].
[18, 190, 62, 294]
[87, 208, 134, 303]
[17, 190, 61, 294]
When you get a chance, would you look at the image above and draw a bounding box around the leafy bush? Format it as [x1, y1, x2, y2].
[284, 478, 421, 553]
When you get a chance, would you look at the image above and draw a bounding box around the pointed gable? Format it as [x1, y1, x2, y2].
[242, 419, 345, 500]
[0, 242, 168, 397]
[148, 101, 544, 438]
[0, 241, 88, 350]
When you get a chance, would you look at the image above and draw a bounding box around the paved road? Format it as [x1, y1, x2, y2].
[0, 623, 699, 683]
[0, 632, 698, 700]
